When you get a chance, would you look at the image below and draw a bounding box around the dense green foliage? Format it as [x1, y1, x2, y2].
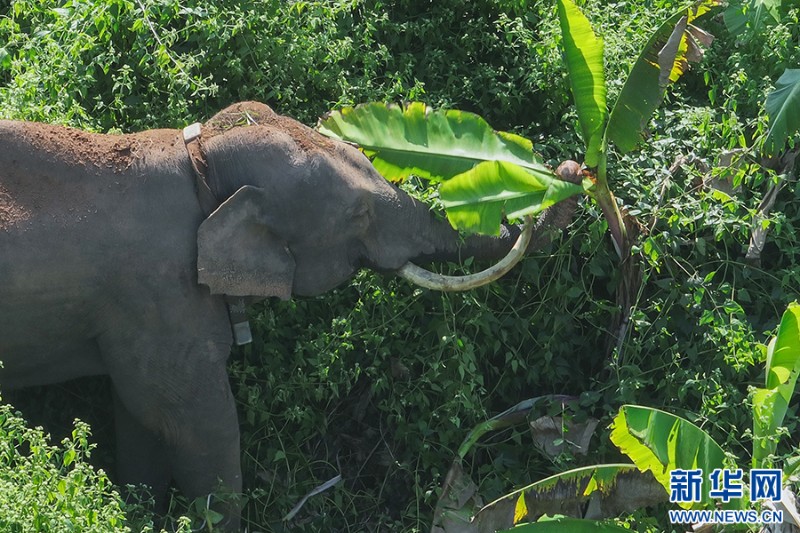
[0, 399, 192, 532]
[1, 0, 800, 531]
[0, 0, 574, 130]
[0, 404, 128, 532]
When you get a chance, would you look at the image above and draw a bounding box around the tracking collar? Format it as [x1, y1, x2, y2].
[183, 123, 253, 346]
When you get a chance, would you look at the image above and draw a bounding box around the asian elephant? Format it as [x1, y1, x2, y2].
[0, 101, 581, 529]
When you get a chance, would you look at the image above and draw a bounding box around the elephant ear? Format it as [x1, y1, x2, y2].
[197, 185, 295, 300]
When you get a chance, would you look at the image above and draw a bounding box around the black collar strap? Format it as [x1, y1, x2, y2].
[183, 122, 253, 346]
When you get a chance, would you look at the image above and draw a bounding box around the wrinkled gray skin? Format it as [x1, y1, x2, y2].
[0, 102, 580, 529]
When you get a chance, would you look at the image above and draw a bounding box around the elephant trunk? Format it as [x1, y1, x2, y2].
[396, 160, 582, 291]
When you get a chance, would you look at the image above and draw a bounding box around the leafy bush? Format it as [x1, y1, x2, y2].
[0, 399, 129, 532]
[234, 246, 612, 529]
[0, 0, 577, 132]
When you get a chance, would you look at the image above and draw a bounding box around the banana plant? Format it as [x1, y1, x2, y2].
[319, 1, 719, 260]
[430, 304, 800, 531]
[611, 303, 800, 512]
[429, 399, 665, 532]
[763, 69, 800, 158]
[557, 0, 719, 257]
[725, 68, 800, 264]
[753, 302, 800, 469]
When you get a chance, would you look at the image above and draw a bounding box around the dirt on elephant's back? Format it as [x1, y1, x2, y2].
[0, 184, 30, 230]
[9, 121, 175, 174]
[204, 100, 337, 154]
[270, 113, 338, 154]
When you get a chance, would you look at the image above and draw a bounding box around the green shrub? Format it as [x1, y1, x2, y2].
[0, 400, 129, 532]
[0, 0, 577, 132]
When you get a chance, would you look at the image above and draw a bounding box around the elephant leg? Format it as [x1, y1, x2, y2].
[168, 381, 242, 531]
[104, 338, 242, 531]
[113, 389, 171, 511]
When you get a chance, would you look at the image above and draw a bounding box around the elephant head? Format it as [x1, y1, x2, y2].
[194, 102, 581, 300]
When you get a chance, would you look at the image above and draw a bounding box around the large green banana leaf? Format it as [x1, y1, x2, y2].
[724, 0, 781, 38]
[316, 102, 550, 182]
[609, 405, 733, 510]
[439, 161, 585, 235]
[317, 102, 585, 235]
[606, 0, 720, 153]
[753, 302, 800, 468]
[556, 0, 607, 168]
[477, 464, 640, 526]
[763, 69, 800, 157]
[766, 303, 800, 390]
[498, 517, 634, 533]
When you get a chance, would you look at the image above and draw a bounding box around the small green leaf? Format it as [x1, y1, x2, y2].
[63, 449, 76, 467]
[556, 0, 607, 167]
[439, 161, 585, 235]
[205, 509, 225, 524]
[763, 69, 800, 157]
[0, 47, 10, 70]
[784, 454, 800, 481]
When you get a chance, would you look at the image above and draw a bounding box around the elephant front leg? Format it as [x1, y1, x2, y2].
[114, 390, 171, 510]
[106, 342, 243, 531]
[168, 379, 243, 531]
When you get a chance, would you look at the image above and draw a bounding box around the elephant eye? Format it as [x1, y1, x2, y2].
[346, 201, 370, 221]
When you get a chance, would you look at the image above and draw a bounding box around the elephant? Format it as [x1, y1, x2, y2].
[0, 101, 581, 529]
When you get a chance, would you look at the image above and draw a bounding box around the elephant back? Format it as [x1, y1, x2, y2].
[204, 101, 337, 155]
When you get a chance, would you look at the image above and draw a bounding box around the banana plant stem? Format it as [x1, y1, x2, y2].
[594, 153, 628, 259]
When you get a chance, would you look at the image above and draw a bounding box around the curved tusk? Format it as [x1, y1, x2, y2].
[396, 215, 534, 292]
